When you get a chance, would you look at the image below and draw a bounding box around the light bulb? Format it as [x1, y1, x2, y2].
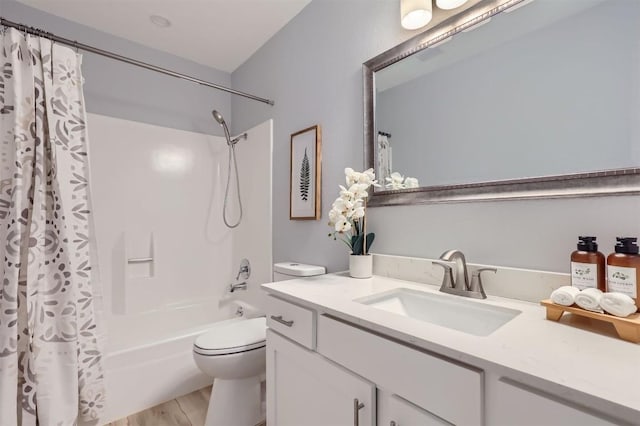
[401, 0, 433, 30]
[436, 0, 469, 10]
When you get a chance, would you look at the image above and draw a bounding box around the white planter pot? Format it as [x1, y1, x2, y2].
[349, 254, 373, 279]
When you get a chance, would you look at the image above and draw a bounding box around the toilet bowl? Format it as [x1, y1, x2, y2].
[193, 317, 266, 426]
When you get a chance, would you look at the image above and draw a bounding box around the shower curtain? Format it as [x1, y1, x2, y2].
[0, 28, 105, 424]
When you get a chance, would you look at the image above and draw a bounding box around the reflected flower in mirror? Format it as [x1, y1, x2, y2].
[385, 172, 419, 190]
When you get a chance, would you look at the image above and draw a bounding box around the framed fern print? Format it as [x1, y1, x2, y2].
[290, 125, 322, 220]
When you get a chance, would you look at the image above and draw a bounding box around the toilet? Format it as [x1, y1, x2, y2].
[193, 317, 267, 426]
[273, 262, 326, 281]
[193, 262, 325, 426]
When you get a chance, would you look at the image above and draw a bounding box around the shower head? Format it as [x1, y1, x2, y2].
[212, 109, 232, 145]
[212, 110, 226, 125]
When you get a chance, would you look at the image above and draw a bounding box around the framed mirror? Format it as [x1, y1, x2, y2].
[364, 0, 640, 207]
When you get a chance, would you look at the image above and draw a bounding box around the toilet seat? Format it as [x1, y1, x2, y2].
[194, 317, 266, 356]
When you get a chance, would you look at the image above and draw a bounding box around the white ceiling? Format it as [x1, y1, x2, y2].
[15, 0, 311, 73]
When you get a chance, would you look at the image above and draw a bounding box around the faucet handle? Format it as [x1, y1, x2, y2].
[432, 261, 455, 289]
[470, 267, 496, 298]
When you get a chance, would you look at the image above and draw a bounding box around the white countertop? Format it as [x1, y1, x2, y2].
[262, 273, 640, 417]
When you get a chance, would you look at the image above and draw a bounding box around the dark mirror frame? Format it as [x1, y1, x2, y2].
[363, 0, 640, 207]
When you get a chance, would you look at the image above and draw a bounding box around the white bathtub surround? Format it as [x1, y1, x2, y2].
[0, 29, 105, 424]
[262, 271, 640, 424]
[89, 115, 273, 422]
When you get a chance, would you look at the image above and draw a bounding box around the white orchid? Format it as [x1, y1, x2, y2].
[334, 218, 352, 233]
[404, 177, 419, 188]
[345, 167, 379, 188]
[385, 172, 405, 190]
[328, 167, 378, 254]
[352, 205, 365, 219]
[385, 172, 419, 190]
[328, 208, 343, 226]
[349, 183, 369, 199]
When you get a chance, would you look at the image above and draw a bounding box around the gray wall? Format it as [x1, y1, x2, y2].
[1, 0, 232, 136]
[232, 0, 640, 274]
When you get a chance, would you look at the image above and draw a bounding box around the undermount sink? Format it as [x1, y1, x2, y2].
[356, 288, 521, 336]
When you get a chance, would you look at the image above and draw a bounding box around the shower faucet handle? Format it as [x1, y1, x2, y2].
[236, 258, 251, 281]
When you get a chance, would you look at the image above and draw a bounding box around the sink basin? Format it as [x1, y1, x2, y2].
[356, 288, 521, 336]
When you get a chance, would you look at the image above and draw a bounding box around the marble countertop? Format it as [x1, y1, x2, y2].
[262, 273, 640, 417]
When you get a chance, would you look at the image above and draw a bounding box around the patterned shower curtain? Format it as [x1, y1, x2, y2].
[0, 28, 105, 424]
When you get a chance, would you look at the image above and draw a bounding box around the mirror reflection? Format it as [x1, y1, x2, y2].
[373, 0, 640, 191]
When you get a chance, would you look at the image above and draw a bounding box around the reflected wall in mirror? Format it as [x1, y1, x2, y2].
[364, 0, 640, 206]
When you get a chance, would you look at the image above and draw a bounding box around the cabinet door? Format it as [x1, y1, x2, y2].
[267, 329, 375, 426]
[492, 378, 621, 426]
[379, 391, 452, 426]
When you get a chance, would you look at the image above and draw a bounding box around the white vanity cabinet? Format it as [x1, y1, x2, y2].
[316, 314, 483, 425]
[265, 295, 375, 426]
[488, 378, 623, 426]
[378, 391, 452, 426]
[265, 293, 635, 426]
[266, 329, 375, 426]
[266, 295, 481, 425]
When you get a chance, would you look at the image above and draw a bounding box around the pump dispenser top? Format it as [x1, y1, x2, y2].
[577, 236, 599, 252]
[614, 237, 639, 254]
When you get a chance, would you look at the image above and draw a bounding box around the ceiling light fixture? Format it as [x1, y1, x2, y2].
[401, 0, 432, 30]
[435, 0, 469, 10]
[149, 15, 171, 28]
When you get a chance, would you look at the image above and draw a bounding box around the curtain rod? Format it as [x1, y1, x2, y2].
[0, 17, 275, 106]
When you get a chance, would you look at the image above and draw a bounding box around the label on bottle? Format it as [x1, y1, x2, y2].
[571, 262, 598, 290]
[607, 265, 638, 298]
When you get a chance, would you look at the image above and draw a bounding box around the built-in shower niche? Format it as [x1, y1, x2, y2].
[110, 230, 157, 315]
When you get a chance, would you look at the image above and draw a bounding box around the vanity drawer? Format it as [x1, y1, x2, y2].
[317, 315, 482, 426]
[266, 295, 315, 349]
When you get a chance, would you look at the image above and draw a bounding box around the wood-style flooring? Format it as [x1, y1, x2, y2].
[106, 386, 212, 426]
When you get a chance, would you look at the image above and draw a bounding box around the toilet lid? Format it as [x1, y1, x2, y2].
[194, 317, 266, 356]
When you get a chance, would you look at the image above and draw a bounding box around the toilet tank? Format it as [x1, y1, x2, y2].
[272, 262, 326, 282]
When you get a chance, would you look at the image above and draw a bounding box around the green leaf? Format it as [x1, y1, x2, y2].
[352, 234, 364, 255]
[351, 233, 374, 255]
[364, 232, 375, 254]
[299, 148, 310, 201]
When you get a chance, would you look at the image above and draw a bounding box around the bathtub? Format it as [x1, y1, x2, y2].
[101, 300, 237, 423]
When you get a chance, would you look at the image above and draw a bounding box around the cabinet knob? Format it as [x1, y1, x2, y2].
[353, 398, 365, 426]
[390, 422, 397, 426]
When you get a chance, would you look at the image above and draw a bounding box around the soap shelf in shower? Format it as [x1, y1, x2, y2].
[540, 300, 640, 343]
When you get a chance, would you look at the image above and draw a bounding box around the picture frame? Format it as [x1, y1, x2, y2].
[290, 125, 322, 220]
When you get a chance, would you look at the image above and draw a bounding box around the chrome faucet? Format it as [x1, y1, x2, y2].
[439, 249, 470, 290]
[236, 258, 251, 281]
[229, 282, 248, 293]
[432, 249, 495, 299]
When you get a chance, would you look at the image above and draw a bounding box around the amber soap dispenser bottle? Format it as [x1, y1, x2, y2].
[571, 236, 605, 291]
[607, 237, 640, 310]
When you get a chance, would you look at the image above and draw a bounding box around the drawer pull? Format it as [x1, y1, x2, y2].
[353, 398, 365, 426]
[270, 315, 294, 327]
[390, 422, 397, 426]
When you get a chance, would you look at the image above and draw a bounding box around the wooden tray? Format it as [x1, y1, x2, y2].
[540, 299, 640, 343]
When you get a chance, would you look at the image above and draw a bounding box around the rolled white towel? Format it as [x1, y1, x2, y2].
[600, 292, 637, 318]
[550, 286, 581, 306]
[575, 288, 604, 313]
